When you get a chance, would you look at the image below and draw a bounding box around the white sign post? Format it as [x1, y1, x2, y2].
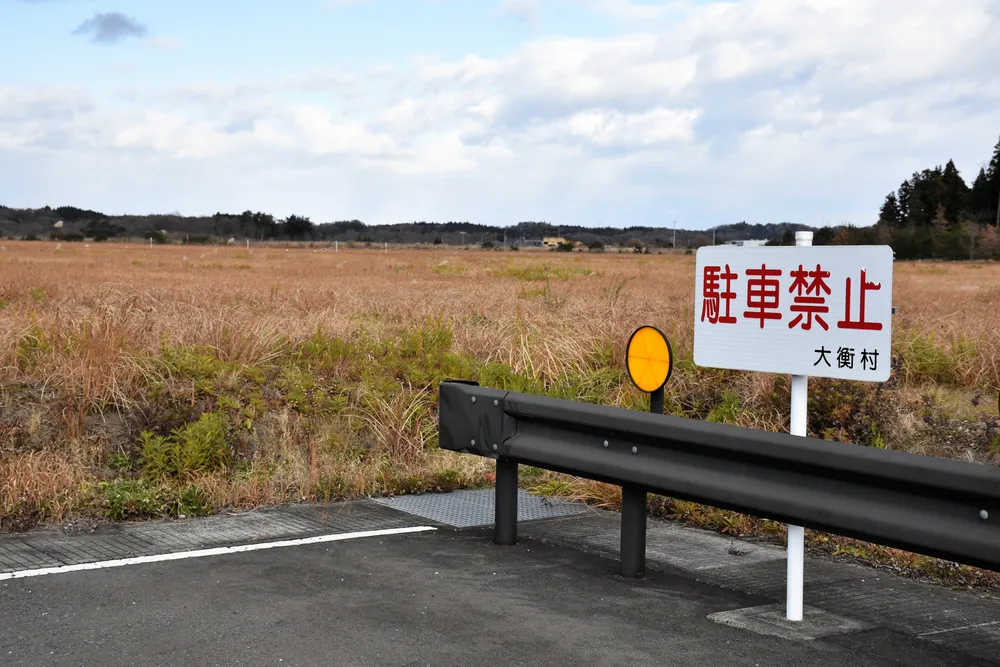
[693, 237, 893, 621]
[787, 231, 811, 622]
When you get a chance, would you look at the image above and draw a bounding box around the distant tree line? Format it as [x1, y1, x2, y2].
[1, 135, 997, 260]
[0, 205, 819, 250]
[868, 134, 1000, 260]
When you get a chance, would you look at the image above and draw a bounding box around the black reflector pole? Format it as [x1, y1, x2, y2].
[619, 385, 661, 578]
[650, 387, 665, 415]
[495, 458, 518, 545]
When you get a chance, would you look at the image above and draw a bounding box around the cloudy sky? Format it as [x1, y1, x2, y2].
[1, 0, 998, 228]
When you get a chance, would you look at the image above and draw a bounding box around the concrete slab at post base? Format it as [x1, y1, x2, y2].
[708, 603, 869, 641]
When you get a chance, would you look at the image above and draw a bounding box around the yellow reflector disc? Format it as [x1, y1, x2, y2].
[626, 326, 672, 393]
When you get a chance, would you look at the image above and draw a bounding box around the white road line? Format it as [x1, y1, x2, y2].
[0, 526, 436, 581]
[918, 620, 1000, 637]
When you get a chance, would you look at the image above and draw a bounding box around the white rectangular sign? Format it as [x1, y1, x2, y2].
[694, 245, 893, 381]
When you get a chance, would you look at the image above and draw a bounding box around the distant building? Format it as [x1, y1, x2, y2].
[543, 236, 569, 247]
[724, 239, 769, 248]
[516, 238, 544, 247]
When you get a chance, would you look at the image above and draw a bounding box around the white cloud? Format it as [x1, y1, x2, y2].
[503, 36, 699, 101]
[414, 54, 502, 85]
[112, 111, 231, 158]
[290, 105, 395, 156]
[147, 36, 183, 52]
[0, 86, 91, 122]
[587, 0, 680, 22]
[499, 0, 539, 23]
[565, 108, 701, 145]
[2, 0, 999, 227]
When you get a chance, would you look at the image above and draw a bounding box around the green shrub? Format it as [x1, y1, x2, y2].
[502, 264, 593, 281]
[478, 362, 544, 395]
[139, 412, 231, 478]
[16, 325, 51, 371]
[0, 498, 42, 532]
[706, 389, 744, 424]
[547, 368, 623, 405]
[108, 453, 133, 472]
[159, 344, 232, 381]
[901, 332, 973, 385]
[172, 485, 213, 517]
[807, 378, 893, 445]
[277, 365, 334, 413]
[96, 479, 166, 521]
[432, 468, 462, 490]
[989, 432, 1000, 457]
[293, 330, 354, 370]
[384, 321, 478, 388]
[387, 468, 465, 495]
[398, 320, 454, 358]
[504, 265, 551, 281]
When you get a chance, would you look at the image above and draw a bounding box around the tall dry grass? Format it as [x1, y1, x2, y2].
[1, 242, 998, 527]
[6, 244, 996, 395]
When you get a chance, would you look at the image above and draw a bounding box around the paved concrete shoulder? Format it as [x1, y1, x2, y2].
[0, 525, 984, 667]
[1, 492, 999, 666]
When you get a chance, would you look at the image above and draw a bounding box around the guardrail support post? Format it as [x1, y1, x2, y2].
[620, 485, 647, 578]
[495, 458, 518, 545]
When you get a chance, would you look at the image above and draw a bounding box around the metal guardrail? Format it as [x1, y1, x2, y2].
[439, 380, 1000, 576]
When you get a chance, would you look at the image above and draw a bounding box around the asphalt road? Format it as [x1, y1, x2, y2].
[0, 525, 988, 667]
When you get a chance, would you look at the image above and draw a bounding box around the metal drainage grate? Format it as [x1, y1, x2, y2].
[371, 489, 587, 528]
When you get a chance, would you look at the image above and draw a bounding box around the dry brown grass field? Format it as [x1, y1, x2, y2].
[2, 240, 999, 582]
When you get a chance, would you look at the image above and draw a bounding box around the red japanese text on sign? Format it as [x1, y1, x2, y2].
[788, 263, 831, 331]
[837, 269, 883, 331]
[700, 264, 738, 324]
[743, 264, 782, 329]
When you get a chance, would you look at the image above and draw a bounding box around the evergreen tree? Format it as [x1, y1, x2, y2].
[814, 226, 836, 245]
[940, 159, 969, 225]
[253, 211, 276, 240]
[897, 179, 912, 223]
[990, 135, 1000, 181]
[970, 167, 991, 217]
[283, 214, 313, 240]
[878, 192, 902, 226]
[906, 168, 946, 226]
[989, 135, 1000, 227]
